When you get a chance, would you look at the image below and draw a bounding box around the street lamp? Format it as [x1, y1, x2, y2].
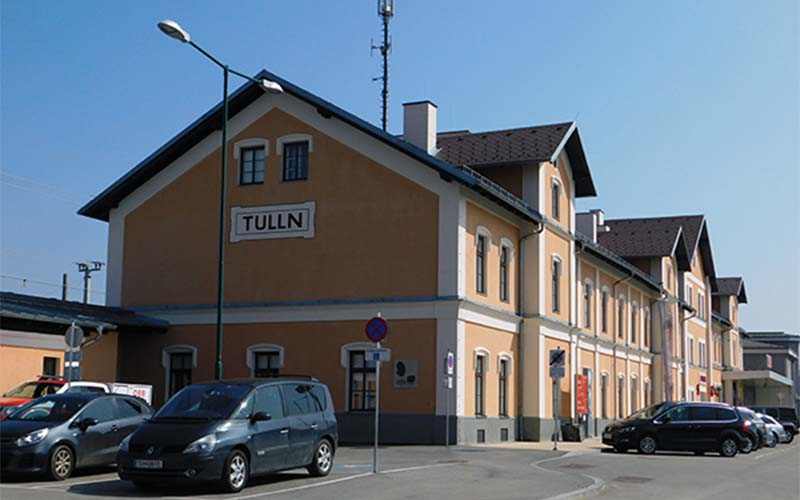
[158, 19, 283, 381]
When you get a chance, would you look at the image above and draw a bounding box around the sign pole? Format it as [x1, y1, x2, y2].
[553, 377, 560, 451]
[373, 340, 381, 473]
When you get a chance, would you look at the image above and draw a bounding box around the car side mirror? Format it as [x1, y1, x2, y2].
[78, 417, 98, 430]
[250, 412, 271, 423]
[661, 415, 672, 424]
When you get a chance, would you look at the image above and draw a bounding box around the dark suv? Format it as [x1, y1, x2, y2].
[602, 402, 747, 457]
[117, 378, 337, 493]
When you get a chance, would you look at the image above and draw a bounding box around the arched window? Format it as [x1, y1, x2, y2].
[552, 256, 563, 313]
[499, 239, 514, 303]
[630, 374, 639, 412]
[601, 372, 609, 419]
[475, 226, 491, 295]
[583, 279, 593, 328]
[474, 348, 490, 416]
[617, 374, 626, 418]
[617, 296, 626, 339]
[644, 309, 651, 348]
[644, 378, 652, 407]
[246, 344, 285, 377]
[551, 178, 561, 221]
[601, 288, 610, 333]
[161, 344, 197, 401]
[631, 302, 638, 344]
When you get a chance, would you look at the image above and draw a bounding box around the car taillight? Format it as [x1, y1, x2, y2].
[743, 420, 751, 430]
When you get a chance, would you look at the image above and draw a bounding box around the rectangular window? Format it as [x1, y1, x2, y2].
[254, 352, 280, 378]
[169, 352, 193, 397]
[583, 283, 592, 328]
[240, 146, 265, 185]
[687, 284, 693, 308]
[282, 142, 309, 181]
[477, 429, 486, 443]
[42, 357, 59, 377]
[630, 377, 638, 412]
[617, 299, 625, 339]
[688, 338, 695, 365]
[601, 374, 608, 419]
[631, 307, 638, 344]
[552, 259, 561, 313]
[283, 383, 315, 416]
[698, 293, 705, 320]
[552, 182, 560, 220]
[476, 235, 487, 294]
[475, 355, 486, 416]
[601, 290, 608, 333]
[617, 377, 625, 418]
[498, 359, 508, 417]
[500, 428, 509, 442]
[499, 246, 509, 302]
[349, 351, 376, 411]
[699, 341, 707, 368]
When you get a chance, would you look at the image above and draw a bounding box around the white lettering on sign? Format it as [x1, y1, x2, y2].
[230, 202, 316, 242]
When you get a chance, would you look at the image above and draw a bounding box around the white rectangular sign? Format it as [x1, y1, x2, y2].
[367, 348, 391, 362]
[394, 359, 418, 388]
[230, 202, 316, 242]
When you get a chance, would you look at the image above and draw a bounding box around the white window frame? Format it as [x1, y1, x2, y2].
[552, 255, 563, 314]
[601, 287, 610, 333]
[499, 238, 514, 303]
[688, 336, 695, 365]
[630, 301, 638, 345]
[161, 344, 197, 402]
[551, 177, 562, 221]
[583, 278, 593, 329]
[475, 226, 492, 295]
[340, 342, 390, 412]
[643, 309, 651, 347]
[600, 370, 609, 419]
[233, 138, 270, 159]
[630, 373, 639, 412]
[617, 295, 626, 340]
[276, 133, 314, 155]
[698, 339, 707, 368]
[245, 343, 285, 377]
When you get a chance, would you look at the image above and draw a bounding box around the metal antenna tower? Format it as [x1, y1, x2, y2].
[371, 0, 394, 131]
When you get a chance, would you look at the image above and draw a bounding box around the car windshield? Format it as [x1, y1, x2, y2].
[738, 408, 755, 419]
[154, 384, 251, 420]
[762, 415, 778, 425]
[7, 396, 86, 422]
[3, 381, 61, 399]
[630, 402, 671, 420]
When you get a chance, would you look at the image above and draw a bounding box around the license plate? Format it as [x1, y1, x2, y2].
[134, 459, 163, 469]
[603, 432, 611, 439]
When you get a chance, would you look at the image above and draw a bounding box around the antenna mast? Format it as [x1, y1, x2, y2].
[372, 0, 394, 131]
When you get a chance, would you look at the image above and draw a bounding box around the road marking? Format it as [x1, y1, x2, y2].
[531, 451, 606, 500]
[222, 462, 460, 500]
[223, 472, 373, 500]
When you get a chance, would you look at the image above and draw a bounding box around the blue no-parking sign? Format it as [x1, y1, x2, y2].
[365, 316, 389, 343]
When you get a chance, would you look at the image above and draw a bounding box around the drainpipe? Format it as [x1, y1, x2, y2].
[517, 221, 544, 440]
[681, 305, 697, 401]
[612, 271, 634, 418]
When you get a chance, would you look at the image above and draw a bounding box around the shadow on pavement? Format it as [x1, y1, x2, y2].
[0, 466, 115, 484]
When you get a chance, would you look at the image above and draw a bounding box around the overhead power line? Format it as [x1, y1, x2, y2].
[1, 274, 106, 297]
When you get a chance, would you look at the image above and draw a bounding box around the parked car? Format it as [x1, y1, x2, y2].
[736, 407, 766, 453]
[750, 406, 798, 442]
[58, 382, 154, 405]
[602, 401, 747, 457]
[759, 413, 789, 445]
[0, 393, 152, 479]
[117, 378, 338, 493]
[0, 376, 67, 420]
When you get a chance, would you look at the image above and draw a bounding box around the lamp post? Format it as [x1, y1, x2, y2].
[158, 20, 283, 380]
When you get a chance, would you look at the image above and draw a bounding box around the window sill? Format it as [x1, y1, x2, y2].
[474, 414, 487, 419]
[282, 178, 308, 183]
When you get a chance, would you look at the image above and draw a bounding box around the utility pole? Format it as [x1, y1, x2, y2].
[75, 261, 104, 304]
[61, 273, 68, 301]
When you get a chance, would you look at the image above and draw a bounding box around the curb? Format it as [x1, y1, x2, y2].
[531, 451, 606, 500]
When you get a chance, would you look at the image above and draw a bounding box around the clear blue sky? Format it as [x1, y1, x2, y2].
[2, 1, 798, 332]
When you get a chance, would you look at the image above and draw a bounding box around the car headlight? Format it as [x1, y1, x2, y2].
[183, 434, 217, 454]
[119, 434, 132, 452]
[15, 428, 49, 447]
[620, 426, 636, 433]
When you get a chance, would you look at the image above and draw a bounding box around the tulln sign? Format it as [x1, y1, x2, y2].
[230, 202, 316, 242]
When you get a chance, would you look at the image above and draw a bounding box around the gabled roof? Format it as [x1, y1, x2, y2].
[0, 292, 169, 332]
[575, 235, 662, 293]
[436, 122, 596, 197]
[713, 277, 748, 304]
[597, 217, 692, 271]
[597, 215, 717, 290]
[77, 69, 544, 226]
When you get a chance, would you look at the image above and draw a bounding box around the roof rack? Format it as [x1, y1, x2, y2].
[210, 375, 320, 384]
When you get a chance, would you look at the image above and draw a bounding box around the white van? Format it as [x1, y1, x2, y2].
[58, 381, 153, 405]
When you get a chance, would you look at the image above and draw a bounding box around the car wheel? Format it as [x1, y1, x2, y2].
[767, 432, 778, 448]
[720, 437, 738, 457]
[307, 438, 334, 477]
[638, 435, 657, 455]
[48, 444, 74, 480]
[740, 436, 754, 454]
[220, 449, 249, 493]
[785, 432, 794, 444]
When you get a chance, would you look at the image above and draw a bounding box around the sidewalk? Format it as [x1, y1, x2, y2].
[476, 436, 605, 452]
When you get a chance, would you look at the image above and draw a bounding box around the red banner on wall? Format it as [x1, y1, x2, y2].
[576, 374, 588, 414]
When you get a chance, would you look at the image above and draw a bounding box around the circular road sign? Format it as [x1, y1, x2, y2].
[64, 324, 84, 348]
[365, 316, 389, 343]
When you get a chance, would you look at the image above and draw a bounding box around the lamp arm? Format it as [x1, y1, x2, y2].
[188, 40, 226, 69]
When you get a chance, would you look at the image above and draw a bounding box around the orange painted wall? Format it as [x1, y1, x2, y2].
[82, 331, 119, 382]
[122, 109, 439, 308]
[465, 202, 520, 310]
[117, 319, 436, 412]
[0, 346, 64, 394]
[463, 322, 518, 417]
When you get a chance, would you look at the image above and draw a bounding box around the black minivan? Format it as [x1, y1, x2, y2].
[602, 402, 748, 457]
[117, 378, 337, 493]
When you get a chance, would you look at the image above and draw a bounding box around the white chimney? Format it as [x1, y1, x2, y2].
[403, 101, 438, 155]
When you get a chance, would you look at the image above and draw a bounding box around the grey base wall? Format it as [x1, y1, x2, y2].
[458, 416, 518, 445]
[337, 413, 457, 445]
[520, 417, 614, 442]
[336, 413, 517, 445]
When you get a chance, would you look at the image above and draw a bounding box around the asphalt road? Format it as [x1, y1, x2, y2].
[1, 442, 798, 500]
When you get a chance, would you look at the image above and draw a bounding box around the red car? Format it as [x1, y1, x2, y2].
[0, 376, 66, 419]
